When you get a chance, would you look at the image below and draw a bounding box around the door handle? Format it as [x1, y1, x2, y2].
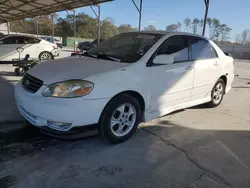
[214, 62, 219, 66]
[185, 66, 193, 71]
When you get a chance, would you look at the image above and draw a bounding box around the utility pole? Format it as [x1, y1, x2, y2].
[7, 22, 10, 34]
[52, 14, 54, 39]
[73, 9, 76, 52]
[132, 0, 143, 31]
[36, 17, 39, 37]
[24, 19, 26, 34]
[90, 4, 101, 44]
[202, 0, 210, 36]
[138, 0, 142, 31]
[98, 4, 101, 44]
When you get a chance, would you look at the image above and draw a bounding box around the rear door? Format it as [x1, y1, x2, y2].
[22, 37, 41, 59]
[189, 37, 221, 100]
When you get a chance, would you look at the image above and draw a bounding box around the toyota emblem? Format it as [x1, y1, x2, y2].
[25, 80, 30, 86]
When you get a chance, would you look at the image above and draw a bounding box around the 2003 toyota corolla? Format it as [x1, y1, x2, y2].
[15, 31, 234, 144]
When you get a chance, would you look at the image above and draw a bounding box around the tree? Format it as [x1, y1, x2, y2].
[240, 29, 250, 44]
[183, 18, 191, 32]
[220, 24, 232, 42]
[211, 18, 220, 40]
[118, 24, 136, 33]
[206, 17, 212, 38]
[199, 19, 204, 34]
[101, 19, 118, 38]
[235, 29, 250, 44]
[55, 17, 73, 37]
[144, 25, 156, 31]
[177, 22, 182, 32]
[75, 13, 98, 38]
[192, 18, 200, 34]
[166, 24, 178, 32]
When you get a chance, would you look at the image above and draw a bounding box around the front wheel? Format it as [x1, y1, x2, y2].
[207, 78, 225, 107]
[99, 94, 142, 144]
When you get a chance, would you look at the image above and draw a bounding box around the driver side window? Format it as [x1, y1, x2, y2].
[157, 36, 189, 63]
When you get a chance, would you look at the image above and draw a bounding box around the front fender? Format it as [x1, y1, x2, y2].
[82, 63, 151, 109]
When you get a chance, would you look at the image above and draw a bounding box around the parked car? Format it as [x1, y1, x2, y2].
[77, 38, 106, 51]
[40, 37, 63, 49]
[15, 31, 234, 144]
[0, 35, 59, 61]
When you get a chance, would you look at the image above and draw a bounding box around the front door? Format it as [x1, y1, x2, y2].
[149, 35, 194, 115]
[189, 37, 221, 100]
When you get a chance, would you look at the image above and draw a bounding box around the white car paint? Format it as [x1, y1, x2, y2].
[15, 32, 234, 133]
[0, 35, 58, 61]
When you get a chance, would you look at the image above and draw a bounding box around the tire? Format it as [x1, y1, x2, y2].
[207, 78, 225, 108]
[14, 68, 20, 76]
[99, 94, 142, 144]
[39, 51, 53, 61]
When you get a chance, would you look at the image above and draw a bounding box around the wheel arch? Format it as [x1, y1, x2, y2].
[219, 75, 227, 93]
[99, 90, 146, 123]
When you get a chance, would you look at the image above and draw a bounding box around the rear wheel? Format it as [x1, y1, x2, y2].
[99, 94, 142, 144]
[207, 78, 225, 107]
[39, 51, 53, 61]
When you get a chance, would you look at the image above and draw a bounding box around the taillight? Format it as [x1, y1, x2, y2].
[52, 44, 58, 49]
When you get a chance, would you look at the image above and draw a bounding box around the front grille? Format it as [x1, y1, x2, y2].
[22, 73, 43, 93]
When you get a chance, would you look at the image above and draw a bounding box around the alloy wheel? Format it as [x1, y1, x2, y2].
[212, 82, 224, 104]
[110, 103, 137, 137]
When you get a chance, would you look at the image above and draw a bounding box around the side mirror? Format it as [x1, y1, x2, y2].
[153, 54, 174, 65]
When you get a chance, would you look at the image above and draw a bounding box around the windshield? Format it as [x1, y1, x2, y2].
[87, 33, 163, 63]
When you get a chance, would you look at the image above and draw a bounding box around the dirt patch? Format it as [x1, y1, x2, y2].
[0, 126, 56, 161]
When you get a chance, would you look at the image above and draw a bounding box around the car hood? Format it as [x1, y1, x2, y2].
[28, 56, 129, 84]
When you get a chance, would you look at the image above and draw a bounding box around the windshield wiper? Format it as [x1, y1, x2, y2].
[82, 52, 98, 58]
[97, 53, 121, 62]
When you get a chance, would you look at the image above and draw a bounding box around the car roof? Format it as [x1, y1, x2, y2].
[125, 30, 209, 40]
[2, 34, 40, 39]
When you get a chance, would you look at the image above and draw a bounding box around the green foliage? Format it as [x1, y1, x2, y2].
[183, 18, 191, 32]
[118, 24, 136, 33]
[10, 13, 137, 40]
[166, 24, 178, 32]
[167, 17, 232, 42]
[192, 18, 200, 34]
[144, 25, 156, 31]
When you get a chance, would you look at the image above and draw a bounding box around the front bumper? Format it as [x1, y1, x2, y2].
[15, 82, 110, 132]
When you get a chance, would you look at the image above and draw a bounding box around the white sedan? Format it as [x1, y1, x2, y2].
[0, 35, 59, 61]
[15, 31, 234, 144]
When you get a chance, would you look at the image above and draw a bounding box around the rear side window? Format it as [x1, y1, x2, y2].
[190, 37, 217, 60]
[24, 37, 40, 44]
[157, 36, 189, 63]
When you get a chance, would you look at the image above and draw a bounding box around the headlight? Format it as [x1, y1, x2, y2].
[42, 80, 94, 98]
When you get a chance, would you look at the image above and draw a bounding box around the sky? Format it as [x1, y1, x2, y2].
[58, 0, 250, 41]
